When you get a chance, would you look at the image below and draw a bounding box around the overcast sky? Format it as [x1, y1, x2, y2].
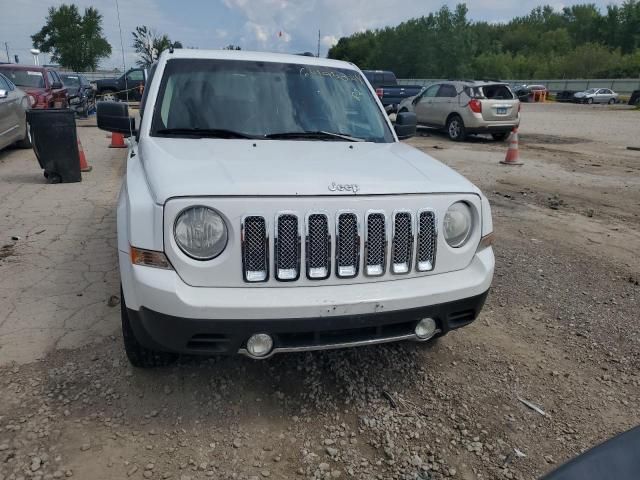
[0, 0, 624, 70]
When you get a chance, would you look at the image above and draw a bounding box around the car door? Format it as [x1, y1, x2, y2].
[0, 74, 21, 148]
[433, 83, 458, 126]
[124, 69, 145, 100]
[49, 71, 67, 108]
[414, 84, 440, 125]
[600, 89, 613, 103]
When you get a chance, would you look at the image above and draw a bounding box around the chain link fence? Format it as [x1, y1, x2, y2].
[57, 68, 122, 82]
[398, 78, 640, 94]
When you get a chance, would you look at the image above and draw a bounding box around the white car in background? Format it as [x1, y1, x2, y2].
[574, 88, 619, 104]
[96, 49, 494, 367]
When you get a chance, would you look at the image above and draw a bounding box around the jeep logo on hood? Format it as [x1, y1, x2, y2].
[328, 182, 359, 194]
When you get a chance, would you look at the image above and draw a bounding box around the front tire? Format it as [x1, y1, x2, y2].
[446, 115, 466, 142]
[587, 98, 594, 104]
[121, 287, 177, 368]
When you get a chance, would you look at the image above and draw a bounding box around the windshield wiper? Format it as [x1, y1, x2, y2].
[264, 131, 365, 142]
[155, 128, 255, 139]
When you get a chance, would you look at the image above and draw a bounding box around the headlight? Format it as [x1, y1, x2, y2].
[174, 206, 228, 260]
[443, 202, 473, 248]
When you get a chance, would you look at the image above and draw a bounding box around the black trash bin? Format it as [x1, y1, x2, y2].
[27, 109, 81, 184]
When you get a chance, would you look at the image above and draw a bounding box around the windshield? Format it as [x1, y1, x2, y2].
[151, 59, 394, 143]
[60, 75, 80, 87]
[585, 88, 597, 93]
[1, 69, 45, 88]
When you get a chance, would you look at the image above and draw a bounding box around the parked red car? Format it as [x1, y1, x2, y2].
[0, 64, 68, 109]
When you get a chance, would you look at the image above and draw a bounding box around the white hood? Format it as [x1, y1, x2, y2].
[138, 138, 479, 204]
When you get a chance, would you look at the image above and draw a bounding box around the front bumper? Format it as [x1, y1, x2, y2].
[120, 247, 494, 356]
[128, 290, 488, 358]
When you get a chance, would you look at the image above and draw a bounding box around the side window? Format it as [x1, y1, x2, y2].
[47, 71, 56, 87]
[127, 69, 144, 82]
[383, 72, 396, 84]
[437, 84, 457, 98]
[422, 84, 440, 99]
[363, 72, 373, 84]
[0, 75, 9, 90]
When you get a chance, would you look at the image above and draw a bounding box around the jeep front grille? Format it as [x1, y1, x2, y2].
[275, 214, 300, 281]
[416, 211, 437, 271]
[242, 216, 269, 282]
[241, 210, 436, 283]
[391, 212, 413, 274]
[336, 213, 360, 278]
[365, 213, 386, 276]
[306, 214, 330, 279]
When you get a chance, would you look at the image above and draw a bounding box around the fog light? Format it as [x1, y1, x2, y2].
[246, 334, 273, 358]
[415, 318, 437, 339]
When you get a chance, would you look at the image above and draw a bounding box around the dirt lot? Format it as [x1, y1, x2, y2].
[0, 102, 638, 480]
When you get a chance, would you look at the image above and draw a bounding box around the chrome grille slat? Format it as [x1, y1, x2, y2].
[391, 212, 413, 274]
[335, 213, 360, 278]
[416, 211, 437, 272]
[242, 216, 268, 282]
[306, 214, 330, 279]
[365, 213, 386, 276]
[275, 214, 300, 281]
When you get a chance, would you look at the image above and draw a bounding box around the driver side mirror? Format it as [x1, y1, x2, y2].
[51, 81, 63, 90]
[394, 111, 417, 140]
[97, 101, 136, 136]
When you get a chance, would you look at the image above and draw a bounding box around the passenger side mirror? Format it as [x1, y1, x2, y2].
[394, 112, 417, 140]
[51, 81, 63, 90]
[0, 89, 7, 99]
[97, 101, 136, 136]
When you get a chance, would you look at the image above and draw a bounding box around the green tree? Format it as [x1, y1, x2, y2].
[31, 4, 111, 71]
[132, 26, 182, 67]
[328, 2, 640, 79]
[222, 45, 242, 50]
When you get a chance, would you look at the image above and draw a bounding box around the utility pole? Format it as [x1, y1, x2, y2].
[4, 42, 9, 63]
[317, 30, 320, 58]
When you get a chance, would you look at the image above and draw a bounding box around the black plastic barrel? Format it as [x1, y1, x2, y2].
[27, 109, 81, 184]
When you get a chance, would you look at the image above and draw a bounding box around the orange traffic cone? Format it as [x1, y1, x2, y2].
[77, 139, 92, 172]
[109, 132, 127, 149]
[500, 128, 523, 165]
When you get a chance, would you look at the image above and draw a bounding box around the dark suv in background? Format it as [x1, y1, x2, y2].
[362, 69, 422, 114]
[94, 67, 146, 101]
[59, 72, 95, 117]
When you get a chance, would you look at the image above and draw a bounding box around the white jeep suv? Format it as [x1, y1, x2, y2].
[97, 49, 494, 367]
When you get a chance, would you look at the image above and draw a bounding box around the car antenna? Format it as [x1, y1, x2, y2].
[114, 0, 133, 140]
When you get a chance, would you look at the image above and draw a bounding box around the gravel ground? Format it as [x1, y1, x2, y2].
[0, 103, 638, 480]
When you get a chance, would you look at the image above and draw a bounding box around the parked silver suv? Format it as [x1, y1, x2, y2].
[398, 81, 520, 141]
